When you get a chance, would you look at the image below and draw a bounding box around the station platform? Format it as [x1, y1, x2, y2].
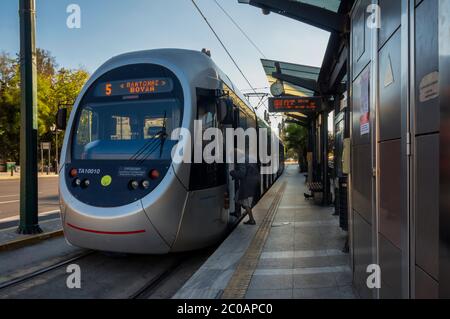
[174, 164, 358, 299]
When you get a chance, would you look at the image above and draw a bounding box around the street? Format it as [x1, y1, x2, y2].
[0, 177, 59, 221]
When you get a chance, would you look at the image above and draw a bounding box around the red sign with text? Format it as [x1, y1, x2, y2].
[268, 96, 322, 113]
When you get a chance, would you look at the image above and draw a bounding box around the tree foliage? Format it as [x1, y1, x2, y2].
[0, 50, 89, 163]
[283, 123, 308, 166]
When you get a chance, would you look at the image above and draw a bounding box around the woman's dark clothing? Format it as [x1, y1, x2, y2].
[230, 161, 260, 200]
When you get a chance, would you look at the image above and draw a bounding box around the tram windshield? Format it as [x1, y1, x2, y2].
[72, 99, 182, 161]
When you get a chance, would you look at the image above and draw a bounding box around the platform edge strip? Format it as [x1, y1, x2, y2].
[0, 229, 64, 252]
[221, 181, 287, 299]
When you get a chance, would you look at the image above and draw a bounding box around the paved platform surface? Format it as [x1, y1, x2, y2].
[174, 165, 357, 299]
[0, 217, 62, 250]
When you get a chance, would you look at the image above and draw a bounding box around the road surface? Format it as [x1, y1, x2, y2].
[0, 177, 59, 221]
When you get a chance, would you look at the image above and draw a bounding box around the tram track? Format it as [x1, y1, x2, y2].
[128, 255, 189, 299]
[0, 250, 95, 291]
[0, 247, 212, 299]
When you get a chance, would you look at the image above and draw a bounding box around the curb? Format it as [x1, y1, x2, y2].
[0, 229, 64, 252]
[0, 175, 59, 181]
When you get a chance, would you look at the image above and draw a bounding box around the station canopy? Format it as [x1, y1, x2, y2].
[240, 0, 353, 124]
[290, 0, 342, 13]
[261, 59, 320, 97]
[238, 0, 349, 34]
[262, 59, 321, 122]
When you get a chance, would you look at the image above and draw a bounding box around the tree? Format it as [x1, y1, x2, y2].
[40, 67, 89, 150]
[283, 123, 308, 171]
[0, 50, 89, 165]
[0, 52, 21, 162]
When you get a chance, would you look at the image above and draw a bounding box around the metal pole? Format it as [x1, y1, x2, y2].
[311, 118, 317, 181]
[55, 131, 58, 173]
[17, 0, 41, 234]
[47, 147, 50, 175]
[322, 110, 329, 206]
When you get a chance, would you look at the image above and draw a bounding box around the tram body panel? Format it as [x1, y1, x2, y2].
[171, 185, 228, 252]
[140, 166, 188, 246]
[59, 168, 170, 254]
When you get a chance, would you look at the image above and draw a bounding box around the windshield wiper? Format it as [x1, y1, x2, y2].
[158, 111, 168, 158]
[130, 136, 160, 161]
[135, 111, 168, 164]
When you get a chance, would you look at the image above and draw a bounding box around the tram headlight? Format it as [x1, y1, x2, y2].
[129, 180, 139, 190]
[82, 179, 90, 188]
[74, 178, 82, 187]
[141, 180, 150, 189]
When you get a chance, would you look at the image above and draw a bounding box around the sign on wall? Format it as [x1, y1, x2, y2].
[360, 69, 370, 136]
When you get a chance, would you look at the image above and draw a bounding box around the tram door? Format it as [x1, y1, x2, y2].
[227, 105, 240, 218]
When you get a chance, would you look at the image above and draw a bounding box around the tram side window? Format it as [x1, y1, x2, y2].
[239, 111, 248, 130]
[76, 108, 98, 146]
[189, 94, 226, 190]
[198, 99, 217, 130]
[238, 109, 257, 155]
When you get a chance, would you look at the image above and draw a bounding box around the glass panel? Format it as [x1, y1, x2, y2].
[261, 59, 321, 97]
[292, 0, 341, 13]
[72, 99, 181, 160]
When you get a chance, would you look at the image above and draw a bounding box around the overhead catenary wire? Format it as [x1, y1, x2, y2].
[213, 0, 266, 59]
[190, 0, 257, 94]
[240, 87, 269, 92]
[255, 95, 269, 111]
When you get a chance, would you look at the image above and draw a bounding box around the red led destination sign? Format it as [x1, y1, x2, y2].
[268, 96, 322, 113]
[95, 78, 173, 97]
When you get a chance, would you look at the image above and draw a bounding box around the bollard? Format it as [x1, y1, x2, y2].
[11, 166, 14, 177]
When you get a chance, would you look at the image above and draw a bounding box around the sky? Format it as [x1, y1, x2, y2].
[0, 0, 330, 123]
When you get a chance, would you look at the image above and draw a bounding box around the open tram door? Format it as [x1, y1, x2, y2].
[216, 95, 240, 220]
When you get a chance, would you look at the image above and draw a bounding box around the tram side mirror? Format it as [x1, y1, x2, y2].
[56, 108, 68, 130]
[217, 98, 233, 125]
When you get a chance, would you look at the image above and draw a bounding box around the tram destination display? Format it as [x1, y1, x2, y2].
[268, 96, 322, 113]
[95, 78, 173, 97]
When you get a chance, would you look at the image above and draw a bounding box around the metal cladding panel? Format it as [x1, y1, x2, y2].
[352, 65, 371, 146]
[379, 29, 402, 141]
[378, 0, 401, 49]
[415, 0, 440, 135]
[379, 139, 402, 248]
[439, 0, 450, 298]
[352, 144, 372, 223]
[415, 134, 439, 280]
[352, 0, 372, 81]
[415, 266, 439, 299]
[352, 211, 374, 299]
[379, 234, 402, 299]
